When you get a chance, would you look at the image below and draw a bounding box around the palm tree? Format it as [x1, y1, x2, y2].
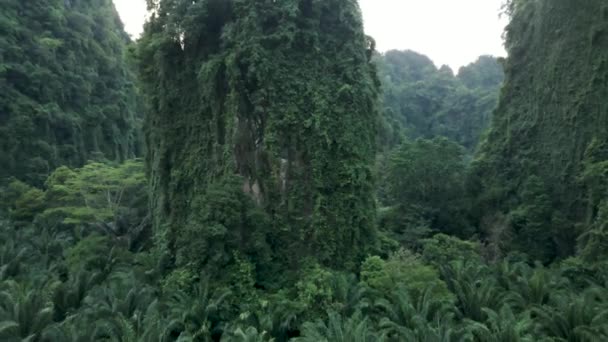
[40, 317, 99, 342]
[50, 284, 174, 342]
[87, 272, 155, 318]
[293, 310, 385, 342]
[328, 273, 371, 316]
[507, 266, 569, 312]
[441, 260, 506, 322]
[27, 227, 66, 270]
[0, 321, 19, 340]
[221, 326, 275, 342]
[494, 260, 570, 312]
[466, 305, 534, 342]
[0, 281, 54, 341]
[73, 270, 164, 339]
[494, 260, 530, 291]
[533, 287, 608, 342]
[0, 235, 28, 281]
[229, 297, 301, 341]
[165, 279, 231, 340]
[93, 312, 157, 342]
[375, 286, 459, 341]
[52, 270, 104, 321]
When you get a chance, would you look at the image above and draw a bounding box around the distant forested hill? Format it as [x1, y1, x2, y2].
[0, 0, 141, 185]
[376, 50, 504, 151]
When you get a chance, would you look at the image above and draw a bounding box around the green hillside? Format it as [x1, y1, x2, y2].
[0, 0, 141, 185]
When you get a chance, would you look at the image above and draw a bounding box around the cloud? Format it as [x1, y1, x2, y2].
[358, 0, 508, 69]
[113, 0, 147, 38]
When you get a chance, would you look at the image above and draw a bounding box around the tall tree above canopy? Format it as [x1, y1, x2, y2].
[471, 0, 608, 261]
[138, 0, 379, 272]
[0, 0, 141, 185]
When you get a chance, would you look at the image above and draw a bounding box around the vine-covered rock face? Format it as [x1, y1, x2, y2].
[139, 0, 379, 272]
[0, 0, 141, 185]
[472, 0, 608, 260]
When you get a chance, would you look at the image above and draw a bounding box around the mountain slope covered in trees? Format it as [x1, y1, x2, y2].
[0, 0, 141, 185]
[471, 0, 608, 263]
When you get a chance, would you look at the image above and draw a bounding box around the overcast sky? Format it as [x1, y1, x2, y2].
[113, 0, 508, 70]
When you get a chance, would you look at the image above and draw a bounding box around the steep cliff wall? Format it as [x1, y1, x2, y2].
[139, 0, 379, 272]
[472, 0, 608, 261]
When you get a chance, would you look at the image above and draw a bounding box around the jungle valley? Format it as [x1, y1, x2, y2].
[1, 0, 608, 341]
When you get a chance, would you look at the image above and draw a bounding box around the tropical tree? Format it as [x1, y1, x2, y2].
[294, 311, 385, 342]
[0, 281, 54, 341]
[375, 286, 459, 341]
[384, 138, 470, 237]
[165, 279, 231, 340]
[533, 288, 608, 342]
[466, 305, 534, 342]
[221, 326, 275, 342]
[440, 260, 506, 322]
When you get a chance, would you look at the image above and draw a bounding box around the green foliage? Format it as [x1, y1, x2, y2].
[160, 268, 198, 294]
[0, 0, 142, 186]
[7, 182, 45, 224]
[375, 287, 462, 341]
[577, 139, 608, 263]
[0, 281, 54, 341]
[472, 0, 608, 262]
[7, 159, 149, 251]
[139, 0, 380, 272]
[221, 326, 275, 342]
[295, 311, 384, 342]
[295, 263, 334, 318]
[376, 206, 432, 250]
[533, 288, 608, 341]
[376, 51, 503, 151]
[176, 176, 272, 284]
[361, 250, 453, 303]
[165, 279, 231, 340]
[2, 204, 608, 341]
[579, 139, 608, 216]
[508, 176, 558, 263]
[45, 160, 147, 226]
[380, 138, 471, 241]
[458, 56, 505, 90]
[2, 1, 608, 341]
[441, 260, 505, 322]
[578, 201, 608, 264]
[467, 305, 534, 342]
[388, 138, 466, 212]
[64, 234, 112, 273]
[422, 233, 482, 266]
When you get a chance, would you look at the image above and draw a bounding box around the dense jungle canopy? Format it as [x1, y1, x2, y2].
[0, 0, 141, 186]
[2, 0, 608, 341]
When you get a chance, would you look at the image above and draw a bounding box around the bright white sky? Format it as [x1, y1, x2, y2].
[113, 0, 508, 70]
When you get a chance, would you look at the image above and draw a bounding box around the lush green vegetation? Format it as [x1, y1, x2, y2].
[2, 0, 608, 341]
[3, 166, 608, 340]
[0, 0, 142, 186]
[137, 0, 380, 273]
[471, 0, 608, 263]
[376, 51, 503, 151]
